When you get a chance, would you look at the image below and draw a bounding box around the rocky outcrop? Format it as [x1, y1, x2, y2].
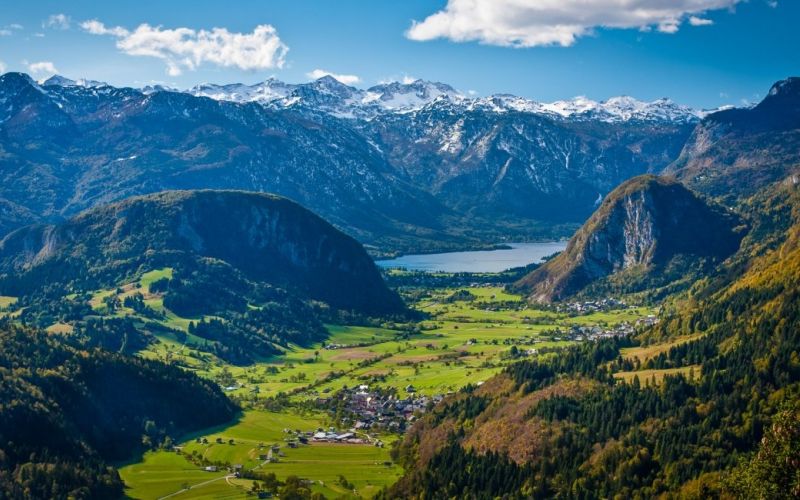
[514, 176, 743, 302]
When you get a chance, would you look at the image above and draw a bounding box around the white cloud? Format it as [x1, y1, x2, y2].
[0, 61, 6, 73]
[27, 61, 58, 76]
[0, 23, 24, 36]
[689, 16, 714, 26]
[657, 19, 681, 34]
[406, 0, 741, 47]
[80, 20, 128, 37]
[44, 14, 71, 30]
[80, 20, 288, 76]
[306, 69, 361, 85]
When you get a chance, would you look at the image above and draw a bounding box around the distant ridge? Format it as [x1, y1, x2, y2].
[0, 71, 774, 254]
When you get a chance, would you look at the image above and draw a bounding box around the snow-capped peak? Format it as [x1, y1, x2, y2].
[309, 75, 356, 94]
[188, 78, 295, 103]
[525, 95, 701, 123]
[40, 74, 107, 88]
[362, 80, 464, 111]
[158, 76, 701, 123]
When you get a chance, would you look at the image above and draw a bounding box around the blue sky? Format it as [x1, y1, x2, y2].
[0, 0, 796, 108]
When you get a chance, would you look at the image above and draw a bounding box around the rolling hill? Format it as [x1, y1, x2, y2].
[0, 189, 403, 316]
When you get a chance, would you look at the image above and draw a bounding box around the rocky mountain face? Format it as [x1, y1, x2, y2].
[360, 103, 693, 222]
[514, 175, 743, 301]
[0, 71, 703, 252]
[185, 75, 703, 123]
[0, 190, 403, 314]
[668, 77, 800, 197]
[0, 72, 445, 252]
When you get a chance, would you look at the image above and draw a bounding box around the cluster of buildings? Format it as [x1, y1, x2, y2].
[636, 315, 660, 327]
[562, 323, 637, 341]
[322, 343, 350, 350]
[319, 385, 445, 433]
[309, 429, 365, 444]
[558, 298, 628, 314]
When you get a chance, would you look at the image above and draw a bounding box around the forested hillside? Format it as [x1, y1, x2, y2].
[385, 175, 800, 499]
[0, 321, 238, 498]
[0, 190, 403, 316]
[0, 190, 406, 366]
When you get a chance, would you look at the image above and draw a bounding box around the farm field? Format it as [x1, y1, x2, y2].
[119, 410, 400, 499]
[141, 285, 652, 399]
[620, 333, 706, 362]
[72, 272, 656, 401]
[0, 295, 16, 309]
[72, 270, 655, 498]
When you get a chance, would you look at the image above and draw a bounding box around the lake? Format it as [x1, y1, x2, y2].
[375, 241, 567, 273]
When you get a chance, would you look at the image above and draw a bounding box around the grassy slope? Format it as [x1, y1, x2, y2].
[119, 410, 401, 499]
[75, 279, 652, 399]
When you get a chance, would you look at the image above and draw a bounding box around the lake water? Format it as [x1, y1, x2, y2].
[375, 241, 568, 273]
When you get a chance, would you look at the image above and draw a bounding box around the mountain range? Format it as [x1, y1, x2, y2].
[0, 71, 745, 254]
[177, 75, 708, 123]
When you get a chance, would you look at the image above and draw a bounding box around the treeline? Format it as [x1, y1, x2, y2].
[188, 299, 327, 364]
[381, 440, 532, 499]
[0, 321, 238, 498]
[382, 262, 541, 290]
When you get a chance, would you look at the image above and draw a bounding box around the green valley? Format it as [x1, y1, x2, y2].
[47, 266, 653, 499]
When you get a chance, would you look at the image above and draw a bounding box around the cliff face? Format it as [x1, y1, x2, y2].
[514, 176, 743, 302]
[0, 190, 403, 315]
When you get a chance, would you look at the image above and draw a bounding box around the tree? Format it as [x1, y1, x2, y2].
[729, 407, 800, 499]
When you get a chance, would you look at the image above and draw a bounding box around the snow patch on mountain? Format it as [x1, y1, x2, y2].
[40, 74, 705, 124]
[41, 75, 108, 88]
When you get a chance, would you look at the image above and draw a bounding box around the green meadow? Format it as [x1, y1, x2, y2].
[119, 410, 400, 499]
[66, 272, 654, 498]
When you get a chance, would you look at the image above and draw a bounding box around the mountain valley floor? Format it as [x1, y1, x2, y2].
[56, 269, 660, 499]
